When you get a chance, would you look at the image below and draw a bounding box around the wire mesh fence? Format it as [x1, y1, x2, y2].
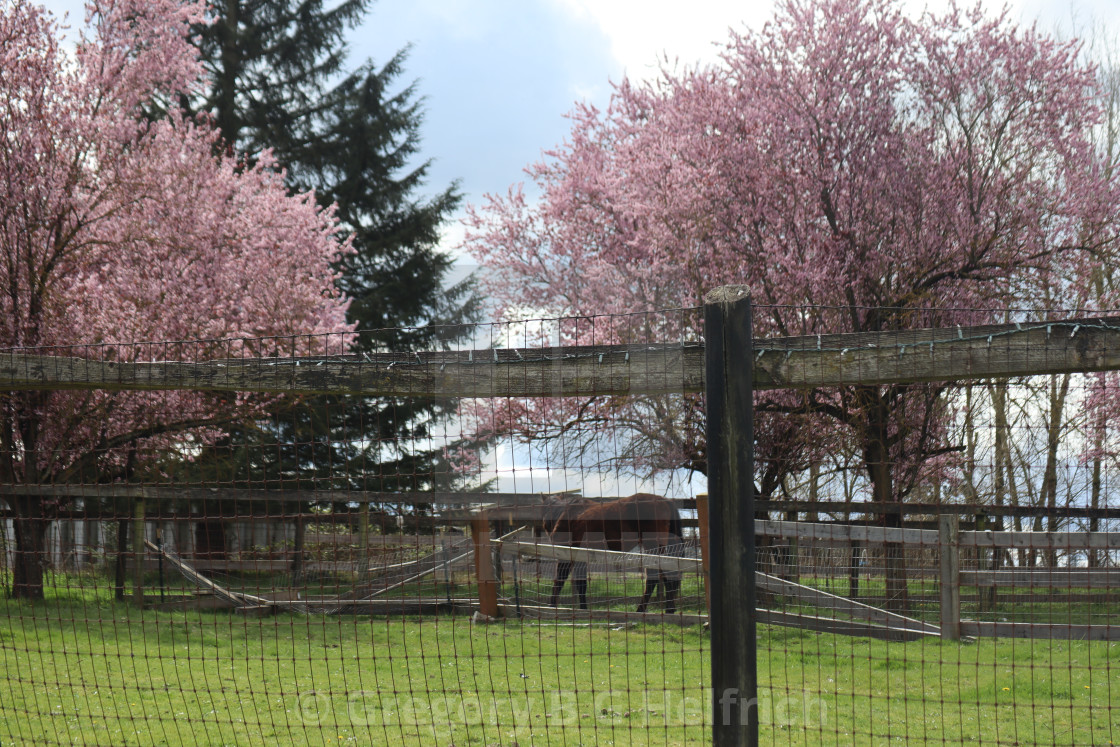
[743, 302, 1120, 745]
[0, 310, 711, 746]
[2, 300, 1120, 744]
[0, 499, 711, 745]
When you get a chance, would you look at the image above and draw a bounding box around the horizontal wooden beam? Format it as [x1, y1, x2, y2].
[0, 343, 703, 398]
[960, 621, 1120, 641]
[755, 316, 1120, 388]
[758, 519, 1120, 550]
[961, 569, 1120, 588]
[504, 604, 707, 627]
[757, 519, 938, 547]
[756, 571, 942, 636]
[0, 484, 567, 506]
[755, 608, 936, 642]
[959, 530, 1120, 550]
[750, 501, 1120, 520]
[505, 604, 934, 639]
[454, 502, 697, 522]
[4, 316, 1120, 396]
[4, 490, 1114, 538]
[500, 539, 700, 574]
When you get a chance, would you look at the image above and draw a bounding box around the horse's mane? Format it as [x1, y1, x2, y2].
[535, 492, 590, 537]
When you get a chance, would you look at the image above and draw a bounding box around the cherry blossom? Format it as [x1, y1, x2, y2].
[0, 0, 354, 597]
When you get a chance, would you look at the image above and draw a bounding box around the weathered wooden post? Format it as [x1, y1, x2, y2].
[442, 539, 454, 605]
[785, 509, 800, 583]
[848, 539, 861, 599]
[133, 498, 145, 608]
[291, 505, 306, 577]
[939, 514, 961, 641]
[156, 525, 165, 603]
[472, 518, 500, 619]
[704, 285, 757, 745]
[976, 512, 992, 613]
[114, 514, 128, 601]
[359, 501, 371, 563]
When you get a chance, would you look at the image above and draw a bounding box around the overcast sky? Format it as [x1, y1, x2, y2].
[354, 0, 1120, 250]
[38, 0, 1120, 259]
[31, 0, 1120, 495]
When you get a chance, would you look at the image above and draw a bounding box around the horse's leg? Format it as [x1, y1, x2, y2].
[550, 561, 572, 607]
[663, 573, 681, 614]
[637, 571, 658, 613]
[573, 572, 589, 610]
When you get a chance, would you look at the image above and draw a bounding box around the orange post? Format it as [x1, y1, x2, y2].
[471, 518, 500, 619]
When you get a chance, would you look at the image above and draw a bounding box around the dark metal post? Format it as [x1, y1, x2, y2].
[704, 285, 757, 745]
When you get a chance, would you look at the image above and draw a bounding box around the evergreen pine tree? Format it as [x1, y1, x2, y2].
[183, 0, 482, 510]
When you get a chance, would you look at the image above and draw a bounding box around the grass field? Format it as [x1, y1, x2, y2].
[1, 574, 1118, 745]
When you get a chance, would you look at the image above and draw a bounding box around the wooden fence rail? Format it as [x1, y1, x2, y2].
[758, 518, 1120, 642]
[757, 519, 1120, 550]
[5, 316, 1120, 397]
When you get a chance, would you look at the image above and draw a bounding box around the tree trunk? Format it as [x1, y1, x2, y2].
[960, 384, 980, 503]
[6, 394, 51, 600]
[291, 508, 306, 576]
[807, 460, 820, 523]
[1040, 374, 1070, 567]
[59, 518, 73, 571]
[10, 495, 47, 600]
[0, 513, 8, 597]
[880, 519, 908, 614]
[993, 382, 1027, 566]
[115, 518, 129, 601]
[986, 380, 1012, 611]
[862, 390, 908, 615]
[1089, 450, 1102, 569]
[195, 518, 227, 559]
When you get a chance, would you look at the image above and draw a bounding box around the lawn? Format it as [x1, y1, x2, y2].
[0, 574, 1117, 745]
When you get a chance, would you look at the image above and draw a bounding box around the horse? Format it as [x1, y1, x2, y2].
[544, 492, 684, 613]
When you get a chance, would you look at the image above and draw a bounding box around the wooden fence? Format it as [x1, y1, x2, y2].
[5, 315, 1120, 397]
[8, 287, 1120, 745]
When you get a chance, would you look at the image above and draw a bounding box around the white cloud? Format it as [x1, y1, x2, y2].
[554, 0, 764, 80]
[555, 0, 1120, 83]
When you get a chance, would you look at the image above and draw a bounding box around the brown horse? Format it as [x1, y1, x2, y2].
[545, 493, 683, 613]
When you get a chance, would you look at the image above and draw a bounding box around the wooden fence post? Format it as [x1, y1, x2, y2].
[785, 509, 800, 583]
[472, 518, 500, 619]
[939, 514, 961, 641]
[133, 498, 145, 608]
[975, 512, 989, 613]
[704, 285, 758, 745]
[848, 540, 861, 600]
[696, 494, 711, 615]
[359, 501, 371, 558]
[291, 507, 305, 576]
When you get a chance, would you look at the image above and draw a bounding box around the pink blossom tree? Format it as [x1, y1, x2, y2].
[465, 0, 1120, 610]
[0, 0, 354, 598]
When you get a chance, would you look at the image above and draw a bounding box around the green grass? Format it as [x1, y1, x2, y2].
[756, 626, 1120, 745]
[1, 575, 1118, 745]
